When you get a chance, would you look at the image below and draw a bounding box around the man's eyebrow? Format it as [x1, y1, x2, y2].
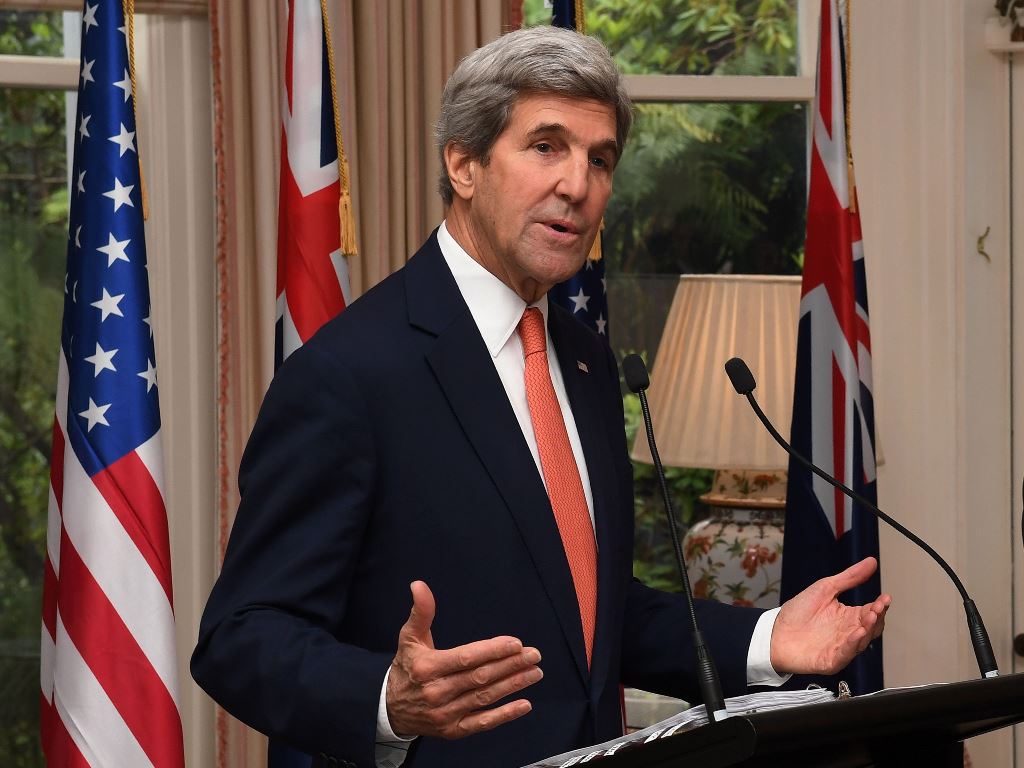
[524, 122, 619, 157]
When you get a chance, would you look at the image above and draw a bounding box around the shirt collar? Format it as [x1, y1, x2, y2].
[437, 220, 549, 357]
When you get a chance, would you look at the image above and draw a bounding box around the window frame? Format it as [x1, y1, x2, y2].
[0, 1, 206, 90]
[620, 0, 817, 103]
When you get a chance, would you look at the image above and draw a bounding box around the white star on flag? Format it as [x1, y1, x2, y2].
[142, 315, 152, 336]
[78, 397, 111, 431]
[138, 359, 157, 392]
[103, 177, 135, 211]
[78, 114, 91, 140]
[97, 233, 130, 266]
[80, 59, 95, 86]
[76, 170, 86, 194]
[107, 123, 135, 157]
[84, 342, 118, 377]
[595, 314, 607, 335]
[91, 288, 125, 321]
[74, 225, 82, 248]
[113, 68, 132, 102]
[569, 287, 590, 314]
[82, 3, 99, 33]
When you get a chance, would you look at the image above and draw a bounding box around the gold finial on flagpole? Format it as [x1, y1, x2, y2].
[321, 0, 359, 257]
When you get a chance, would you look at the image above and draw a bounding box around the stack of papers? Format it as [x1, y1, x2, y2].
[523, 688, 836, 767]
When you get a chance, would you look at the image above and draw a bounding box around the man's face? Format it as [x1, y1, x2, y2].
[445, 93, 618, 303]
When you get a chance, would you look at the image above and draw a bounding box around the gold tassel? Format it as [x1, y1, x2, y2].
[321, 0, 358, 258]
[588, 217, 604, 262]
[338, 190, 358, 255]
[848, 161, 858, 214]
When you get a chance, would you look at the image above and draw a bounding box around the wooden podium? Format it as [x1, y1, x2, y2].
[596, 672, 1024, 767]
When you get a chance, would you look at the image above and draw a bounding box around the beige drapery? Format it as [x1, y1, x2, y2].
[208, 2, 512, 765]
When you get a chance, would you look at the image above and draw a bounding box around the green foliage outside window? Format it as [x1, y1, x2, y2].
[0, 10, 66, 767]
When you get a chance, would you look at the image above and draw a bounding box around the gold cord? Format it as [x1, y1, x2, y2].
[574, 0, 586, 33]
[320, 0, 358, 256]
[122, 0, 148, 220]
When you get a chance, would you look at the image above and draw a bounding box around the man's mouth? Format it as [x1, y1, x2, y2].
[545, 220, 578, 235]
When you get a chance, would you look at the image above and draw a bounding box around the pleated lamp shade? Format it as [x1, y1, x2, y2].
[631, 274, 801, 471]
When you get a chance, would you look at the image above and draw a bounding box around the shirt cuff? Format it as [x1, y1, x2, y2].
[375, 667, 415, 768]
[376, 666, 415, 742]
[746, 607, 791, 687]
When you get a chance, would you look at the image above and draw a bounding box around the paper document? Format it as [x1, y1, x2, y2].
[522, 688, 836, 767]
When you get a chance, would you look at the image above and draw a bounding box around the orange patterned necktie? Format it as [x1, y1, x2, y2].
[518, 307, 598, 667]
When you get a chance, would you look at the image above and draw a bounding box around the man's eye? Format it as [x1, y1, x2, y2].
[535, 143, 552, 154]
[591, 156, 611, 169]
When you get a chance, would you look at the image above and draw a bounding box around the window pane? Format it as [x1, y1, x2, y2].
[607, 100, 806, 364]
[0, 83, 66, 768]
[522, 0, 798, 76]
[0, 11, 64, 57]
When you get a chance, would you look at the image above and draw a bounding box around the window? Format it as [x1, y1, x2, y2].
[0, 10, 75, 767]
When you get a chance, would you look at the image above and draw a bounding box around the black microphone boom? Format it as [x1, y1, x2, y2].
[724, 356, 999, 680]
[623, 353, 730, 722]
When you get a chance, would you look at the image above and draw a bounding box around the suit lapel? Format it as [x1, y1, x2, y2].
[548, 307, 624, 704]
[405, 237, 591, 686]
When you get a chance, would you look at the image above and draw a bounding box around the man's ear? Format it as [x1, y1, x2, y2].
[444, 142, 476, 201]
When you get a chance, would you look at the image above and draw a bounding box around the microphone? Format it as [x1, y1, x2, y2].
[723, 357, 999, 680]
[622, 354, 730, 722]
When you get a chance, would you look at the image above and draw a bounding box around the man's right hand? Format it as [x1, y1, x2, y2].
[385, 581, 543, 740]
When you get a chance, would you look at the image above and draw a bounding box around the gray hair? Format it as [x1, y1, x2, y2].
[435, 26, 633, 206]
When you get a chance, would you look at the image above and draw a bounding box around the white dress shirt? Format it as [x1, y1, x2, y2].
[374, 223, 786, 766]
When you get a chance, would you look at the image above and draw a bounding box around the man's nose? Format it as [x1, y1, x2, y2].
[555, 155, 590, 202]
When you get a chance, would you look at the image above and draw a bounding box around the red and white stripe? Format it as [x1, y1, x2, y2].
[41, 349, 184, 768]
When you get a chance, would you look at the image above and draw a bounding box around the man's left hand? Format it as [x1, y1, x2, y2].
[770, 556, 891, 676]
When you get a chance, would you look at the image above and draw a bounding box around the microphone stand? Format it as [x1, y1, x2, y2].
[624, 354, 730, 721]
[724, 357, 999, 680]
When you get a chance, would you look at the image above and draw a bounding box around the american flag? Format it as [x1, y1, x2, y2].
[274, 0, 350, 368]
[269, 2, 349, 765]
[547, 0, 610, 341]
[40, 2, 185, 765]
[781, 0, 882, 694]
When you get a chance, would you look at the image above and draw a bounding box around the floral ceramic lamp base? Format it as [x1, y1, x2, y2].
[683, 469, 786, 609]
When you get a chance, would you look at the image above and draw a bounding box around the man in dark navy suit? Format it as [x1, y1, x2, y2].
[192, 25, 890, 768]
